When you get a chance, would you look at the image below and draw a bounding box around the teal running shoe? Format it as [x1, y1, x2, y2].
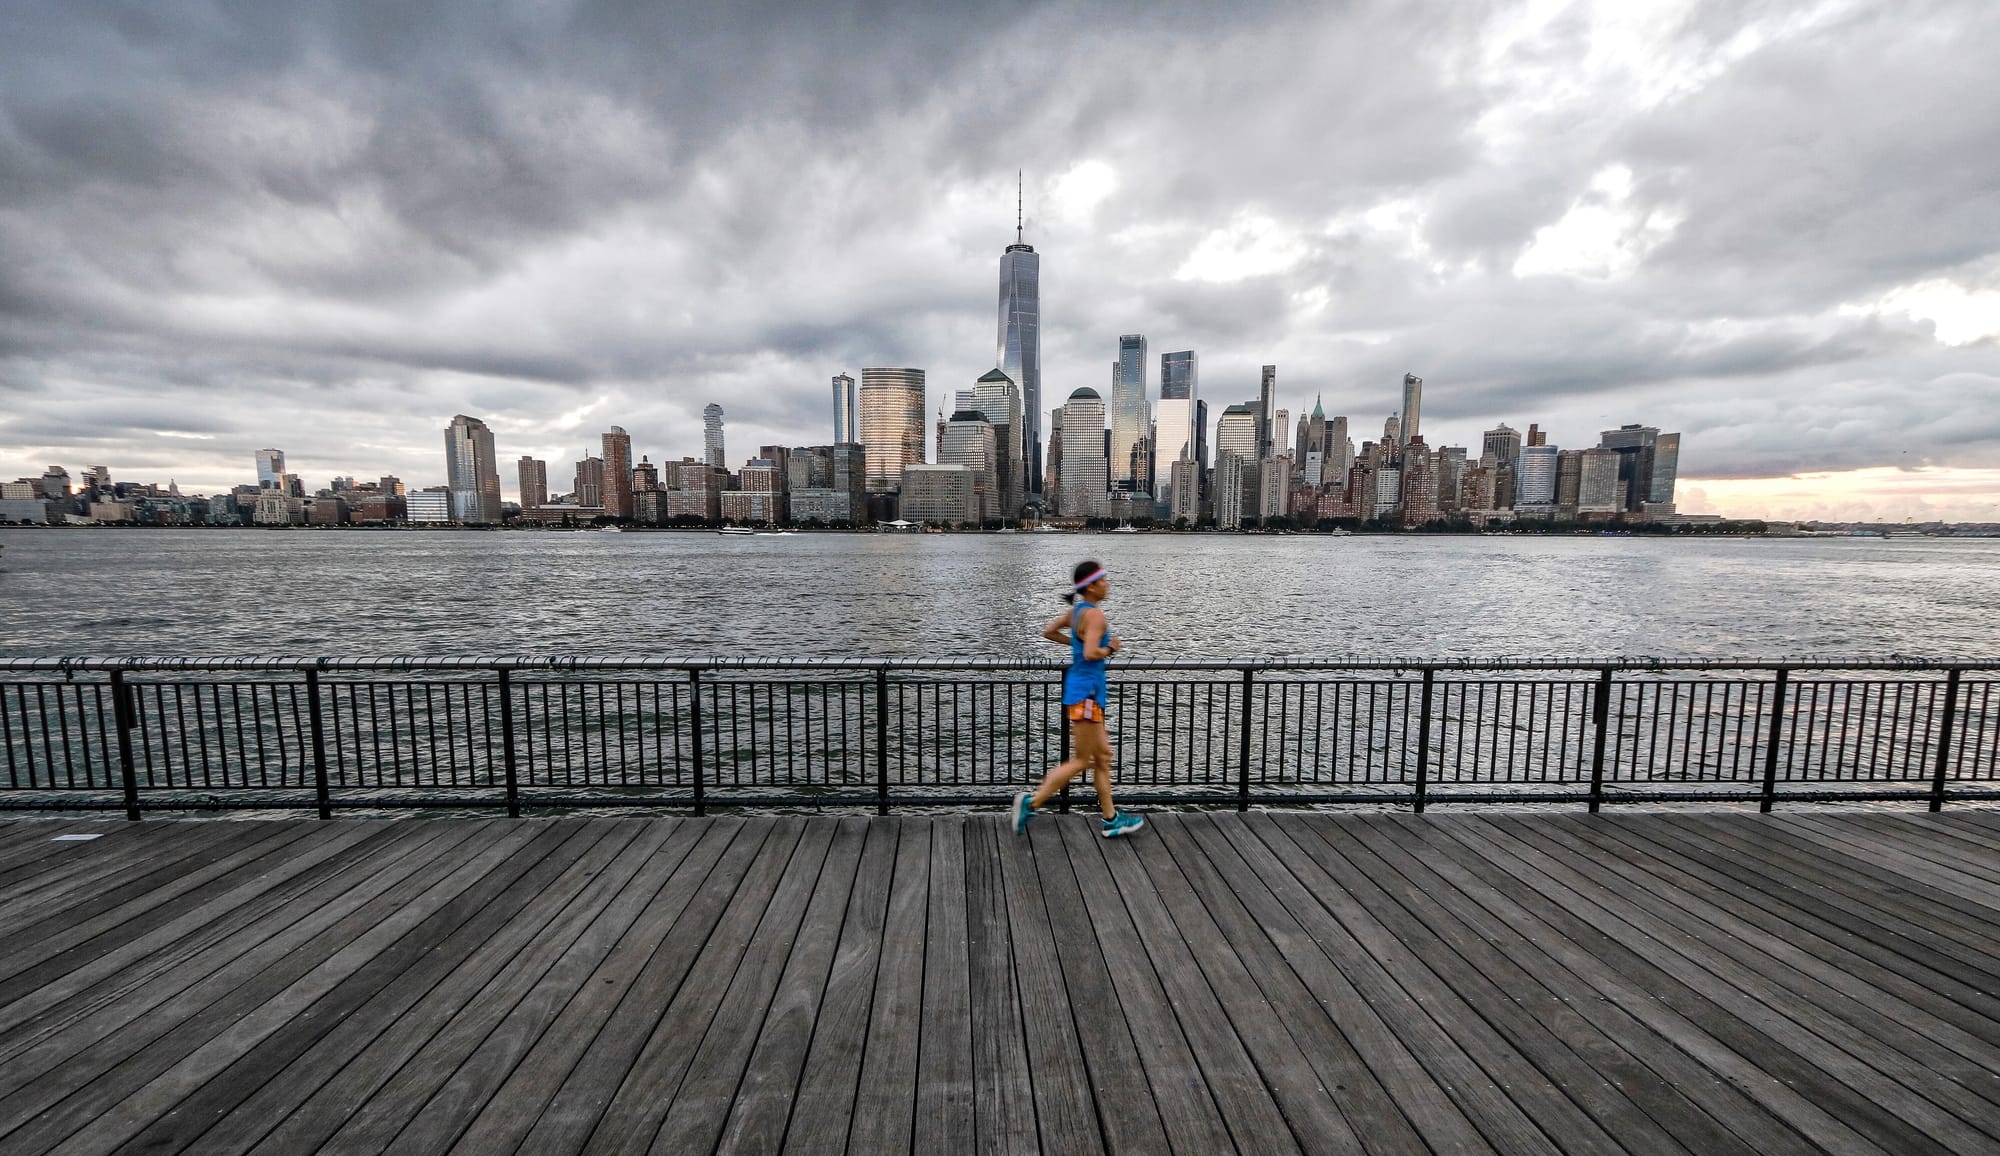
[1011, 791, 1035, 835]
[1101, 810, 1145, 839]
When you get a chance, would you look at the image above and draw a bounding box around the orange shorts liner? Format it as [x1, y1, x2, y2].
[1066, 700, 1107, 724]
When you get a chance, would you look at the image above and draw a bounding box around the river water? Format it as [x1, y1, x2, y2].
[2, 528, 1996, 660]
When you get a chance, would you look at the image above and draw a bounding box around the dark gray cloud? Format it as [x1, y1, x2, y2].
[1, 0, 1997, 503]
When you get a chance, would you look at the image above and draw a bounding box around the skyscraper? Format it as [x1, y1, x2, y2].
[703, 404, 726, 468]
[1599, 423, 1674, 513]
[1516, 443, 1560, 511]
[574, 454, 603, 509]
[517, 457, 547, 510]
[1058, 387, 1107, 519]
[831, 374, 858, 444]
[443, 415, 502, 525]
[997, 177, 1042, 495]
[972, 368, 1023, 519]
[860, 367, 927, 492]
[1110, 334, 1148, 492]
[1215, 403, 1259, 463]
[601, 426, 632, 519]
[1160, 348, 1200, 480]
[1400, 373, 1423, 445]
[1482, 424, 1522, 470]
[254, 449, 285, 489]
[1258, 365, 1278, 458]
[940, 410, 999, 522]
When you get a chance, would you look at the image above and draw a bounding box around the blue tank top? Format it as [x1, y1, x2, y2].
[1063, 600, 1109, 706]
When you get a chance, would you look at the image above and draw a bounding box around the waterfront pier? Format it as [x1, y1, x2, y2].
[5, 810, 2000, 1153]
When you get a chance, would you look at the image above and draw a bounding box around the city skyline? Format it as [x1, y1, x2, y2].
[0, 3, 1995, 523]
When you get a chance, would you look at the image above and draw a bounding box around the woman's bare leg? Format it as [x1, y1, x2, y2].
[1090, 744, 1116, 819]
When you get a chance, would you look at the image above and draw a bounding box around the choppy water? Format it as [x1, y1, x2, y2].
[3, 528, 1996, 659]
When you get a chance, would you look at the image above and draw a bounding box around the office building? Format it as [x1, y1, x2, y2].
[832, 374, 858, 444]
[789, 443, 867, 524]
[1110, 334, 1148, 492]
[1649, 432, 1681, 508]
[1058, 388, 1108, 519]
[601, 427, 633, 519]
[1400, 374, 1423, 445]
[444, 414, 502, 525]
[1161, 351, 1197, 401]
[1578, 447, 1623, 514]
[940, 409, 999, 523]
[972, 368, 1023, 519]
[1482, 424, 1522, 471]
[1516, 443, 1560, 511]
[407, 488, 453, 523]
[860, 367, 927, 492]
[1215, 403, 1259, 464]
[517, 457, 548, 510]
[254, 449, 286, 489]
[1258, 366, 1278, 458]
[1168, 457, 1200, 524]
[900, 463, 979, 524]
[704, 403, 726, 468]
[997, 182, 1042, 494]
[1257, 457, 1291, 520]
[1273, 409, 1290, 473]
[1155, 350, 1200, 483]
[1599, 423, 1681, 513]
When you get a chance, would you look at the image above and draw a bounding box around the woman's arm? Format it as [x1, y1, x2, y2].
[1079, 607, 1119, 661]
[1042, 611, 1073, 645]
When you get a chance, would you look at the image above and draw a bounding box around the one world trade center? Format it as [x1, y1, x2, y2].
[997, 176, 1042, 497]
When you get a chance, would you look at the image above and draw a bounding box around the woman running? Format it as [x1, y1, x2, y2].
[1013, 560, 1145, 838]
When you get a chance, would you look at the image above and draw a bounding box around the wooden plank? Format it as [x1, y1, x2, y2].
[1776, 816, 2000, 911]
[0, 821, 122, 880]
[959, 817, 1036, 1156]
[0, 821, 485, 1128]
[988, 812, 1101, 1153]
[1502, 816, 2000, 1148]
[194, 819, 661, 1153]
[1024, 817, 1172, 1154]
[0, 821, 399, 1054]
[1332, 816, 1783, 1156]
[713, 816, 869, 1154]
[1655, 816, 2000, 990]
[0, 821, 279, 948]
[1338, 816, 1816, 1156]
[570, 817, 814, 1153]
[0, 819, 541, 1153]
[1104, 820, 1336, 1152]
[312, 818, 705, 1155]
[648, 818, 847, 1154]
[0, 821, 240, 907]
[912, 815, 974, 1153]
[1601, 817, 2000, 1032]
[72, 821, 610, 1155]
[1256, 808, 1568, 1152]
[1437, 816, 1961, 1156]
[782, 817, 898, 1155]
[846, 817, 931, 1154]
[446, 818, 753, 1155]
[1586, 817, 2000, 1052]
[1050, 817, 1242, 1154]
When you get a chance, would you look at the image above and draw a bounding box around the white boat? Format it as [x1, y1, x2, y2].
[717, 527, 755, 536]
[1110, 524, 1139, 533]
[1327, 528, 1352, 537]
[598, 525, 623, 533]
[755, 530, 796, 537]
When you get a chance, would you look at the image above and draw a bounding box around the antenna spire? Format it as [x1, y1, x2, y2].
[1016, 170, 1023, 244]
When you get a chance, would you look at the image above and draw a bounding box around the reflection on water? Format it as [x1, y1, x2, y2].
[2, 528, 1998, 659]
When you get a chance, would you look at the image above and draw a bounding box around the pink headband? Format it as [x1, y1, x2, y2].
[1073, 568, 1107, 590]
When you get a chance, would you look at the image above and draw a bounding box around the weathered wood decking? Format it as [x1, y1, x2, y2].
[3, 810, 2000, 1154]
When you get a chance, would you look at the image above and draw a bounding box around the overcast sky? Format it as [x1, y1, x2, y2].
[2, 0, 1997, 520]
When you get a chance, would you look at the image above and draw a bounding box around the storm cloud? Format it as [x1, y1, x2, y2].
[1, 0, 1997, 507]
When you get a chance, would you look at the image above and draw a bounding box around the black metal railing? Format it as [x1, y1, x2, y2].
[0, 657, 1995, 816]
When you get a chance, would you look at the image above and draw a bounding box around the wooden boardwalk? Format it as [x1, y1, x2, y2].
[3, 812, 2000, 1154]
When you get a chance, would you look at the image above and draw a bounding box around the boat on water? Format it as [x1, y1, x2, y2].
[598, 525, 623, 533]
[1032, 524, 1066, 533]
[1110, 524, 1139, 534]
[1327, 528, 1352, 537]
[755, 530, 796, 537]
[717, 527, 755, 536]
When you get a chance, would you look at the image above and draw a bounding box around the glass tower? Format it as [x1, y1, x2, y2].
[997, 183, 1041, 496]
[831, 374, 858, 444]
[1110, 334, 1148, 491]
[860, 367, 927, 492]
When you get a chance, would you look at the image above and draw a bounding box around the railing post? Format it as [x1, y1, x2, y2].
[1413, 668, 1436, 815]
[498, 669, 520, 818]
[688, 668, 705, 817]
[1760, 667, 1790, 813]
[1588, 667, 1613, 814]
[1929, 668, 1963, 813]
[1237, 668, 1254, 812]
[1056, 669, 1071, 814]
[110, 668, 140, 822]
[306, 669, 331, 820]
[874, 665, 889, 816]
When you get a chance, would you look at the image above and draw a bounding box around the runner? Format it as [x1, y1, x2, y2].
[1012, 560, 1145, 838]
